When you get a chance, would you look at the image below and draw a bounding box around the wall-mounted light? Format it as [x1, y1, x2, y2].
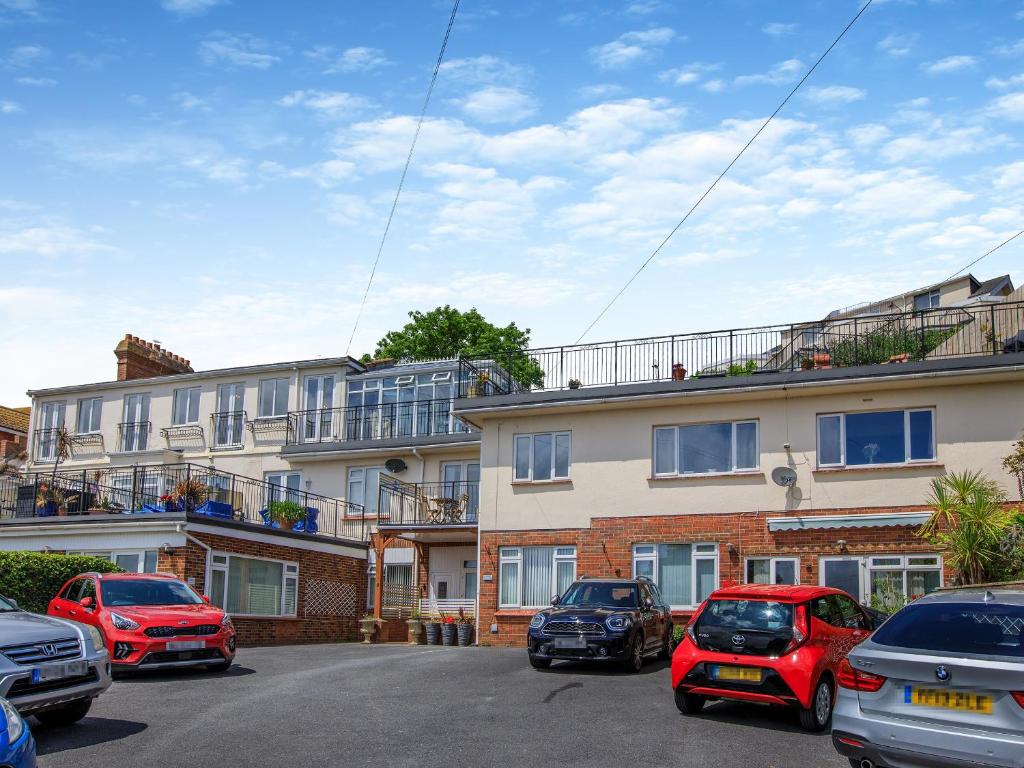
[160, 542, 172, 554]
[305, 479, 312, 491]
[726, 542, 736, 552]
[837, 539, 848, 552]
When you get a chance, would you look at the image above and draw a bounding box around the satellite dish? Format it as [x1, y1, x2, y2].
[384, 458, 408, 474]
[771, 466, 797, 487]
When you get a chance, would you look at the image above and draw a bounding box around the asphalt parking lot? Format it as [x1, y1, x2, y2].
[31, 644, 850, 768]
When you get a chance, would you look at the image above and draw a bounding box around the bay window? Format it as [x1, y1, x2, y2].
[746, 557, 799, 585]
[817, 408, 935, 468]
[209, 553, 298, 617]
[632, 543, 718, 608]
[653, 421, 758, 476]
[499, 546, 576, 608]
[513, 432, 571, 482]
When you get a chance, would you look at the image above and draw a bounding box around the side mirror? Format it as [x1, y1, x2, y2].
[201, 594, 211, 604]
[550, 595, 560, 606]
[7, 598, 19, 610]
[79, 596, 95, 610]
[644, 597, 654, 609]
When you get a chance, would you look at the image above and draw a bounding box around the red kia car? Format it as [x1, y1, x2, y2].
[48, 572, 236, 673]
[672, 584, 880, 731]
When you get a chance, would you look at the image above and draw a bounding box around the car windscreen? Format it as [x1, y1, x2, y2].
[697, 599, 793, 631]
[0, 594, 17, 612]
[872, 602, 1024, 658]
[100, 579, 204, 607]
[559, 583, 638, 608]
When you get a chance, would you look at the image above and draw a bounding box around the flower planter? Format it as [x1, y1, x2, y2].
[671, 363, 687, 381]
[440, 623, 457, 646]
[359, 617, 377, 645]
[456, 623, 473, 646]
[424, 621, 441, 645]
[406, 619, 423, 645]
[36, 502, 58, 517]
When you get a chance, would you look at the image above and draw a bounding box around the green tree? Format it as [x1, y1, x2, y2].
[368, 306, 544, 389]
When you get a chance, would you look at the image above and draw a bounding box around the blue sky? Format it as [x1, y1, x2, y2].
[2, 0, 1023, 403]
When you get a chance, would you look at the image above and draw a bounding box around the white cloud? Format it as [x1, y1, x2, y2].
[459, 86, 537, 124]
[199, 32, 280, 69]
[700, 79, 726, 93]
[278, 89, 371, 117]
[578, 83, 625, 100]
[993, 38, 1024, 57]
[877, 33, 916, 57]
[0, 1, 42, 22]
[986, 73, 1024, 90]
[833, 172, 973, 220]
[3, 44, 48, 68]
[0, 223, 108, 256]
[923, 55, 978, 74]
[805, 85, 866, 106]
[735, 58, 803, 87]
[847, 123, 891, 147]
[304, 45, 391, 74]
[659, 62, 717, 86]
[438, 55, 526, 85]
[160, 0, 226, 16]
[625, 1, 666, 15]
[988, 91, 1024, 120]
[590, 27, 675, 69]
[762, 22, 797, 37]
[15, 75, 54, 85]
[0, 99, 21, 114]
[171, 91, 210, 111]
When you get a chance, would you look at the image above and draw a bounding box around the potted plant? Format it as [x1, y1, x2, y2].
[440, 612, 457, 646]
[406, 610, 424, 645]
[159, 493, 178, 512]
[424, 615, 441, 645]
[36, 483, 77, 517]
[174, 476, 209, 513]
[456, 608, 473, 646]
[268, 499, 307, 530]
[671, 363, 687, 381]
[568, 378, 582, 390]
[800, 357, 814, 371]
[359, 614, 378, 644]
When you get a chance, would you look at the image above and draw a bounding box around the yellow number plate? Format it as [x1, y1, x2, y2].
[712, 665, 762, 682]
[906, 686, 993, 714]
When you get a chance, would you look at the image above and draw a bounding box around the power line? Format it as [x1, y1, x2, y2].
[345, 0, 461, 356]
[943, 229, 1024, 282]
[573, 0, 874, 345]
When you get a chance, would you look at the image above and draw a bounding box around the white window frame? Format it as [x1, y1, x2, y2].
[348, 466, 387, 517]
[818, 554, 943, 604]
[36, 401, 66, 462]
[258, 378, 290, 419]
[631, 542, 719, 610]
[76, 397, 102, 435]
[816, 408, 936, 469]
[913, 289, 940, 311]
[208, 551, 299, 618]
[265, 471, 302, 504]
[744, 556, 800, 585]
[653, 420, 759, 477]
[171, 387, 201, 426]
[513, 432, 571, 482]
[497, 546, 576, 609]
[68, 549, 158, 573]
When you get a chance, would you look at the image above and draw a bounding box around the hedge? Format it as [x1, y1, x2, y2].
[0, 551, 123, 614]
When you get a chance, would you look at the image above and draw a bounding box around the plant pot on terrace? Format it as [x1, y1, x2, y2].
[407, 617, 423, 645]
[359, 616, 378, 644]
[456, 622, 473, 646]
[671, 363, 687, 381]
[440, 621, 457, 646]
[424, 620, 441, 645]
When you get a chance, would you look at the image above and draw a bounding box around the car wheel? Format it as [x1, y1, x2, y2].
[529, 654, 551, 670]
[623, 634, 644, 673]
[657, 626, 673, 660]
[799, 678, 834, 732]
[205, 660, 232, 673]
[674, 687, 706, 715]
[34, 698, 92, 727]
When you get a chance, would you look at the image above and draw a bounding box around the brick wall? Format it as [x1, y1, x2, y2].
[477, 506, 949, 647]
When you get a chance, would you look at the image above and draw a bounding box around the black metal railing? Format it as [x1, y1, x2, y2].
[32, 429, 61, 463]
[0, 463, 368, 542]
[117, 421, 151, 453]
[211, 411, 246, 448]
[378, 478, 479, 527]
[286, 399, 473, 446]
[458, 301, 1024, 396]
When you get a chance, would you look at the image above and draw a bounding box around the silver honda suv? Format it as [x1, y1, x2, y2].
[0, 593, 112, 725]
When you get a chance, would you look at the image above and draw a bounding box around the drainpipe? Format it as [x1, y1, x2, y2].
[410, 447, 425, 617]
[411, 447, 425, 483]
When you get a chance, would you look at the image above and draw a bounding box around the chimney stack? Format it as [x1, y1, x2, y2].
[114, 334, 194, 381]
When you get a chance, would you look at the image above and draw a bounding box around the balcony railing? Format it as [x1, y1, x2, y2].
[117, 421, 151, 453]
[211, 411, 246, 448]
[458, 300, 1024, 396]
[286, 399, 473, 446]
[378, 478, 479, 527]
[0, 463, 368, 542]
[32, 428, 61, 463]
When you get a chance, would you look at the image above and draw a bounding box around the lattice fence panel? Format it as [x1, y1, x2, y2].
[304, 579, 358, 617]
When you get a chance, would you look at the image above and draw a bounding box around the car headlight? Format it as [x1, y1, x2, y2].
[529, 613, 546, 629]
[0, 697, 24, 744]
[86, 625, 107, 654]
[606, 615, 632, 630]
[220, 613, 233, 629]
[110, 612, 140, 631]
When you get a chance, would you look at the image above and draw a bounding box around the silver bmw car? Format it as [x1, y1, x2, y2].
[832, 588, 1024, 768]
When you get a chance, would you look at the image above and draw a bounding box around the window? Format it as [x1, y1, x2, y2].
[121, 393, 151, 452]
[873, 602, 1024, 658]
[817, 409, 935, 468]
[632, 543, 718, 608]
[70, 550, 158, 573]
[653, 421, 758, 476]
[498, 546, 576, 608]
[265, 472, 301, 504]
[746, 557, 799, 585]
[172, 387, 201, 425]
[348, 467, 387, 517]
[209, 553, 298, 617]
[820, 554, 942, 603]
[913, 289, 940, 311]
[76, 397, 102, 434]
[513, 432, 571, 482]
[463, 560, 478, 601]
[36, 401, 66, 461]
[258, 378, 290, 418]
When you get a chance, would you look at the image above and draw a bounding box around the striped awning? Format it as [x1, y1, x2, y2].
[767, 511, 932, 532]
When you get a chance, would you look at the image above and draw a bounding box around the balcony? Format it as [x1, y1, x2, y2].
[283, 399, 476, 454]
[117, 421, 151, 453]
[0, 462, 368, 543]
[211, 411, 246, 449]
[458, 300, 1024, 396]
[377, 478, 479, 529]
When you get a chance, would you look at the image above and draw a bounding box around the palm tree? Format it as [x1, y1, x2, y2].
[920, 471, 1012, 585]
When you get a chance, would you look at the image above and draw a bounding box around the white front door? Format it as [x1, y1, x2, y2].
[429, 572, 452, 610]
[215, 383, 245, 446]
[820, 557, 864, 602]
[302, 375, 335, 442]
[121, 394, 150, 451]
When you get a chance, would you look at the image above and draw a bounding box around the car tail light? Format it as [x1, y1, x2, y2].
[1011, 692, 1024, 709]
[837, 659, 887, 692]
[782, 603, 810, 654]
[835, 736, 864, 749]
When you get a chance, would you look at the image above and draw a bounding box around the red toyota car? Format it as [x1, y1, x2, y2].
[671, 584, 880, 731]
[48, 572, 236, 673]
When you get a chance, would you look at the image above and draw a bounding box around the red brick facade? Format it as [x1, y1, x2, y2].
[477, 506, 948, 647]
